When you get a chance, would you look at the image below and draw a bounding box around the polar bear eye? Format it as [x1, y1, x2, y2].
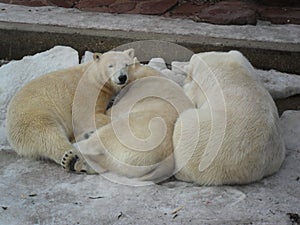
[125, 63, 129, 67]
[108, 65, 113, 68]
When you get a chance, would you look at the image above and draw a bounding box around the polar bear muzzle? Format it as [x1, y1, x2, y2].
[117, 74, 127, 85]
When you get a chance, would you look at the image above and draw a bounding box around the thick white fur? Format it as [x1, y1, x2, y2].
[6, 49, 135, 167]
[75, 74, 194, 182]
[173, 51, 286, 185]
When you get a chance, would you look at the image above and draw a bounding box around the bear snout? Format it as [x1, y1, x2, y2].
[118, 74, 127, 85]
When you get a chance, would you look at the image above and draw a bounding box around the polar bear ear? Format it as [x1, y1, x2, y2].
[93, 53, 102, 61]
[131, 57, 140, 69]
[133, 57, 140, 64]
[123, 48, 135, 59]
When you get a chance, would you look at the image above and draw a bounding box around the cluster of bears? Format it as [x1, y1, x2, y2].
[6, 49, 285, 185]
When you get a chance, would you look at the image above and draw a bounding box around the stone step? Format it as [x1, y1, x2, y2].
[0, 3, 299, 74]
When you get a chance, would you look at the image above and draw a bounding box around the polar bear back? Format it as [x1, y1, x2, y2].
[173, 51, 285, 185]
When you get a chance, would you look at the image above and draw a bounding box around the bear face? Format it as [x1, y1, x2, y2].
[92, 49, 135, 92]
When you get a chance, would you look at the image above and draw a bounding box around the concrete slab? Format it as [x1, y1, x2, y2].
[280, 110, 300, 151]
[0, 3, 299, 73]
[0, 143, 299, 225]
[0, 3, 298, 45]
[257, 69, 300, 99]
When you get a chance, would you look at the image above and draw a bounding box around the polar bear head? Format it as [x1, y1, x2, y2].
[92, 49, 135, 91]
[127, 58, 162, 82]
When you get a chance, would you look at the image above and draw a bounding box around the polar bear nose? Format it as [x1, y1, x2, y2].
[118, 75, 127, 84]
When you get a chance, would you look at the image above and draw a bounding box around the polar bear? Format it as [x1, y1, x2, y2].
[65, 73, 194, 182]
[6, 49, 136, 173]
[173, 51, 286, 185]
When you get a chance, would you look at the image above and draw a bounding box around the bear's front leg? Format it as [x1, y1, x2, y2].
[74, 130, 95, 142]
[74, 114, 111, 142]
[95, 113, 111, 128]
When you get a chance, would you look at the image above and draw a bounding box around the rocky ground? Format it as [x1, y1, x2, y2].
[0, 0, 299, 25]
[0, 46, 300, 225]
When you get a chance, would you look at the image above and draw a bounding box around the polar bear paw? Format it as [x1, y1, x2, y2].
[83, 130, 95, 139]
[74, 130, 95, 142]
[61, 149, 97, 174]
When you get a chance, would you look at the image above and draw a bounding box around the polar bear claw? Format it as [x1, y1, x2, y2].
[61, 149, 97, 174]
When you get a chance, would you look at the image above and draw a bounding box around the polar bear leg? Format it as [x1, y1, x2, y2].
[7, 112, 96, 174]
[61, 148, 98, 174]
[71, 112, 175, 181]
[139, 155, 175, 182]
[74, 113, 111, 142]
[95, 113, 111, 127]
[9, 121, 74, 165]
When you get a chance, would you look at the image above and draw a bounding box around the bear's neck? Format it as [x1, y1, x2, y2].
[78, 68, 116, 114]
[85, 71, 115, 114]
[95, 83, 114, 114]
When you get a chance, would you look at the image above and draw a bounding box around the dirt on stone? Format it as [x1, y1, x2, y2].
[0, 0, 299, 25]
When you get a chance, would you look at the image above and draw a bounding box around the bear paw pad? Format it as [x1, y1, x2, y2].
[61, 150, 97, 174]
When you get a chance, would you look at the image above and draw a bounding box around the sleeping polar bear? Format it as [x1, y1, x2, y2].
[6, 49, 136, 173]
[67, 70, 194, 182]
[173, 51, 286, 185]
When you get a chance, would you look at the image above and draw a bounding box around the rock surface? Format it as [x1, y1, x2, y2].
[1, 0, 299, 25]
[0, 46, 78, 148]
[147, 58, 187, 86]
[0, 126, 299, 224]
[171, 61, 189, 76]
[147, 58, 168, 71]
[81, 50, 94, 64]
[174, 1, 257, 25]
[280, 110, 300, 150]
[257, 69, 300, 99]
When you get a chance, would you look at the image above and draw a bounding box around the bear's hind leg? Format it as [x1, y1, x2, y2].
[25, 125, 74, 165]
[8, 117, 81, 169]
[40, 127, 97, 174]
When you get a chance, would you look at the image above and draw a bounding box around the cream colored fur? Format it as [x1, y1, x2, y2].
[6, 49, 135, 171]
[74, 73, 194, 182]
[173, 51, 286, 185]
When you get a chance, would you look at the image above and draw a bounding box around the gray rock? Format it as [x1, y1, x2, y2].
[0, 46, 79, 149]
[171, 61, 189, 76]
[280, 110, 300, 150]
[147, 59, 186, 86]
[0, 126, 8, 150]
[160, 69, 186, 86]
[147, 58, 167, 71]
[257, 69, 300, 99]
[81, 51, 94, 63]
[0, 59, 9, 67]
[0, 140, 299, 225]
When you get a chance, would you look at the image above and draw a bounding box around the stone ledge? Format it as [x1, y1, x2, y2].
[0, 3, 299, 73]
[1, 0, 300, 25]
